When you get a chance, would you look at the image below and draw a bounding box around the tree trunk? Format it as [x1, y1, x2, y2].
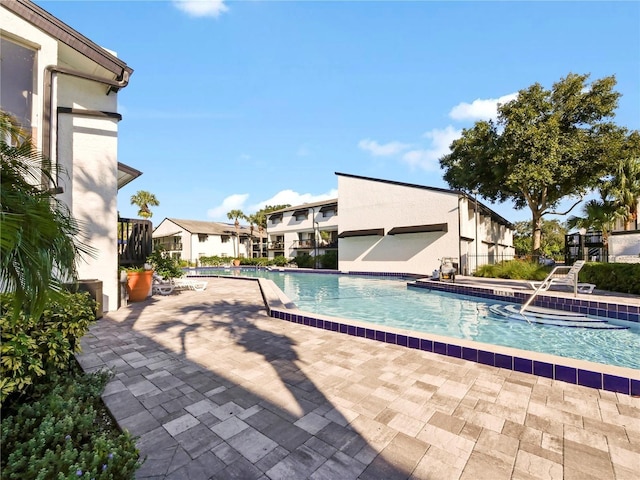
[531, 212, 543, 256]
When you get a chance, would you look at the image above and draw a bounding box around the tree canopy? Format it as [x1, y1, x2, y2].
[439, 73, 627, 254]
[512, 219, 566, 258]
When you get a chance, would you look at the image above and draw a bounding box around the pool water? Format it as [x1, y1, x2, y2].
[194, 268, 640, 370]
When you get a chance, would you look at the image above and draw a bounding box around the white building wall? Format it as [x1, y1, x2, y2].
[2, 8, 125, 312]
[189, 235, 238, 261]
[267, 206, 338, 260]
[337, 176, 460, 275]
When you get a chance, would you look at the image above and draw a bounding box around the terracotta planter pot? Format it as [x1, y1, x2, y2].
[127, 270, 153, 302]
[233, 259, 241, 266]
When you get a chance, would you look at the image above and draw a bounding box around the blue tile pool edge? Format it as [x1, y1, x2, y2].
[410, 279, 640, 325]
[268, 306, 639, 396]
[193, 273, 639, 396]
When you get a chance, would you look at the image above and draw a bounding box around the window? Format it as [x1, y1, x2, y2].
[221, 235, 230, 243]
[293, 209, 308, 220]
[198, 234, 208, 243]
[0, 37, 36, 136]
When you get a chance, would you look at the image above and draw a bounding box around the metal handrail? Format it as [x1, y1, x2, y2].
[519, 261, 584, 315]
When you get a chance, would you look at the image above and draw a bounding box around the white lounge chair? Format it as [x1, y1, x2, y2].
[528, 260, 595, 294]
[152, 274, 207, 294]
[171, 277, 207, 292]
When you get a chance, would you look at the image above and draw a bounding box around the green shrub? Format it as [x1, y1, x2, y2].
[272, 255, 290, 267]
[1, 365, 141, 479]
[319, 251, 338, 269]
[0, 292, 95, 405]
[146, 248, 183, 279]
[581, 263, 640, 295]
[198, 255, 228, 266]
[293, 253, 315, 268]
[474, 260, 551, 280]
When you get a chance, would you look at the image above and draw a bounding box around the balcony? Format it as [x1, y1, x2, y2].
[154, 240, 183, 252]
[291, 240, 315, 249]
[268, 241, 285, 250]
[118, 218, 152, 267]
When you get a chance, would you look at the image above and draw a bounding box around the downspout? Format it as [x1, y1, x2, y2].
[42, 64, 130, 184]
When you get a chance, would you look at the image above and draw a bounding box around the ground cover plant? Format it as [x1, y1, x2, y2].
[1, 361, 141, 479]
[0, 292, 142, 478]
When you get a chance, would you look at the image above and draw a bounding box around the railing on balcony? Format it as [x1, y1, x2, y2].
[290, 240, 315, 249]
[268, 241, 285, 250]
[154, 239, 183, 251]
[318, 239, 338, 249]
[118, 218, 152, 267]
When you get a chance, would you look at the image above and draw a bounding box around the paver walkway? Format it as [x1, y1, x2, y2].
[77, 278, 640, 479]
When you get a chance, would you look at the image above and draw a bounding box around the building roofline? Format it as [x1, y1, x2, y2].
[1, 0, 133, 79]
[268, 198, 338, 215]
[335, 172, 514, 228]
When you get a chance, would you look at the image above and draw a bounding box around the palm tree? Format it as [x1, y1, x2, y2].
[605, 156, 640, 230]
[246, 212, 267, 259]
[1, 111, 91, 318]
[226, 209, 246, 258]
[567, 197, 620, 259]
[130, 190, 159, 219]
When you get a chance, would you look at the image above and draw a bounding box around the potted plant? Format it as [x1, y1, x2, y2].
[232, 258, 241, 267]
[124, 265, 154, 302]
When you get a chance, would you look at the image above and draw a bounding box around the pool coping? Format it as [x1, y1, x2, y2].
[192, 271, 640, 396]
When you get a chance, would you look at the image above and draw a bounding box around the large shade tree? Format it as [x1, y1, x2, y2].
[513, 219, 566, 258]
[439, 73, 626, 255]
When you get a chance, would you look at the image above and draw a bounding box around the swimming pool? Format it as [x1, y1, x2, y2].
[192, 268, 640, 370]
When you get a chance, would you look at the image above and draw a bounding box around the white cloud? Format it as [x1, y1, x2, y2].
[172, 0, 228, 18]
[400, 126, 462, 170]
[206, 189, 338, 221]
[448, 93, 517, 121]
[358, 139, 411, 156]
[248, 189, 338, 212]
[206, 193, 249, 219]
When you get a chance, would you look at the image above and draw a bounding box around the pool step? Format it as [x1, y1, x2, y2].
[488, 304, 627, 329]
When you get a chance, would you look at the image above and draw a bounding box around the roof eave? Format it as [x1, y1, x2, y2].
[1, 0, 133, 80]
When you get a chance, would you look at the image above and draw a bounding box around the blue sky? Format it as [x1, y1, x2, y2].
[40, 0, 640, 225]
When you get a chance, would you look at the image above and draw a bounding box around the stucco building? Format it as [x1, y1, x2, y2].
[336, 173, 514, 275]
[1, 0, 138, 312]
[153, 218, 266, 263]
[266, 200, 339, 261]
[266, 173, 515, 275]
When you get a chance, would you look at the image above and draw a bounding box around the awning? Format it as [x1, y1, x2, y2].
[269, 213, 283, 221]
[338, 228, 385, 238]
[319, 204, 337, 213]
[387, 223, 448, 235]
[293, 209, 309, 217]
[152, 230, 182, 238]
[117, 162, 142, 189]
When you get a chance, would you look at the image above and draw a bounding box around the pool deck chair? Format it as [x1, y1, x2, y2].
[152, 275, 207, 294]
[172, 277, 208, 292]
[152, 275, 175, 295]
[528, 260, 596, 294]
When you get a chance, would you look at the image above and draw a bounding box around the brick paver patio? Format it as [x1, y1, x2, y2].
[77, 278, 640, 479]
